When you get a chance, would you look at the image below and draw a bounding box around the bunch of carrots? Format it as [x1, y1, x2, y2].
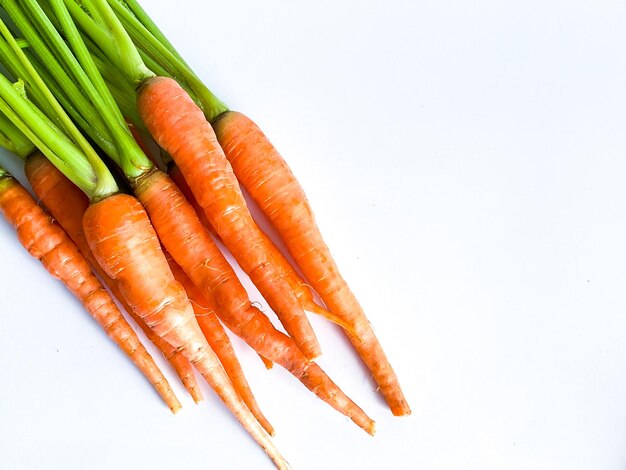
[0, 0, 409, 467]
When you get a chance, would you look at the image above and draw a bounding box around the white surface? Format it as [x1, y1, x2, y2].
[1, 1, 626, 469]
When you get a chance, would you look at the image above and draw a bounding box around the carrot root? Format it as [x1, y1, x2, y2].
[214, 110, 410, 416]
[0, 173, 181, 413]
[83, 193, 287, 467]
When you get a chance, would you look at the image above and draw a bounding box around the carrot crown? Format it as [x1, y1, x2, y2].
[0, 111, 34, 159]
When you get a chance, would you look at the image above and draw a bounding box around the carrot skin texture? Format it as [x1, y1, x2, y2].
[0, 174, 181, 413]
[138, 76, 321, 360]
[213, 111, 411, 416]
[169, 164, 356, 335]
[166, 162, 374, 433]
[24, 154, 203, 404]
[165, 253, 274, 436]
[82, 194, 287, 468]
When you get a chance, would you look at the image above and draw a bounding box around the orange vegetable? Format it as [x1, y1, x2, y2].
[24, 153, 203, 404]
[213, 111, 411, 416]
[139, 161, 373, 433]
[0, 169, 181, 413]
[135, 162, 375, 434]
[137, 76, 321, 360]
[83, 192, 287, 468]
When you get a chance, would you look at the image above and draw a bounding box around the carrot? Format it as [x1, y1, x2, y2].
[0, 168, 182, 413]
[213, 111, 411, 416]
[24, 152, 203, 404]
[138, 165, 375, 435]
[164, 251, 274, 436]
[137, 76, 321, 360]
[82, 193, 288, 468]
[169, 163, 357, 336]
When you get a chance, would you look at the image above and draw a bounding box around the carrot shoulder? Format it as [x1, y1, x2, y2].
[137, 76, 321, 360]
[0, 171, 181, 413]
[24, 153, 203, 404]
[213, 110, 411, 416]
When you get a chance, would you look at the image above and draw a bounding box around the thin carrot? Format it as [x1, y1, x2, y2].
[139, 165, 375, 435]
[83, 193, 288, 468]
[213, 111, 411, 416]
[0, 168, 181, 413]
[130, 155, 373, 435]
[24, 152, 203, 403]
[165, 251, 274, 436]
[169, 163, 356, 335]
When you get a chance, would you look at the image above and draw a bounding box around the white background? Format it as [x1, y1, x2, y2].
[1, 1, 626, 469]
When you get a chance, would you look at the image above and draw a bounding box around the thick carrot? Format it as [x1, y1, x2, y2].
[0, 169, 181, 413]
[137, 76, 321, 360]
[165, 252, 274, 436]
[82, 193, 288, 468]
[169, 164, 356, 335]
[24, 152, 203, 404]
[213, 111, 411, 416]
[136, 164, 375, 434]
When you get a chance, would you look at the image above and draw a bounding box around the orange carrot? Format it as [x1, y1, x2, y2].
[165, 252, 274, 436]
[82, 193, 287, 468]
[24, 153, 203, 404]
[0, 169, 181, 413]
[213, 111, 411, 416]
[137, 76, 321, 360]
[135, 164, 374, 434]
[169, 164, 356, 335]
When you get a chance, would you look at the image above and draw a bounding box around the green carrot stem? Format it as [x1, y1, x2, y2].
[1, 1, 116, 160]
[0, 74, 107, 199]
[116, 0, 184, 63]
[0, 111, 35, 158]
[0, 10, 116, 198]
[47, 0, 151, 178]
[82, 0, 153, 87]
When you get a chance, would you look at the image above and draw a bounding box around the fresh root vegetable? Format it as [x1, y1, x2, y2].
[0, 167, 181, 413]
[165, 251, 275, 436]
[150, 165, 376, 435]
[24, 152, 203, 404]
[213, 111, 411, 416]
[82, 193, 288, 468]
[169, 164, 358, 336]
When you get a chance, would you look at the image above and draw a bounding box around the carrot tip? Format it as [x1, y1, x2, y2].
[169, 403, 182, 414]
[391, 404, 412, 416]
